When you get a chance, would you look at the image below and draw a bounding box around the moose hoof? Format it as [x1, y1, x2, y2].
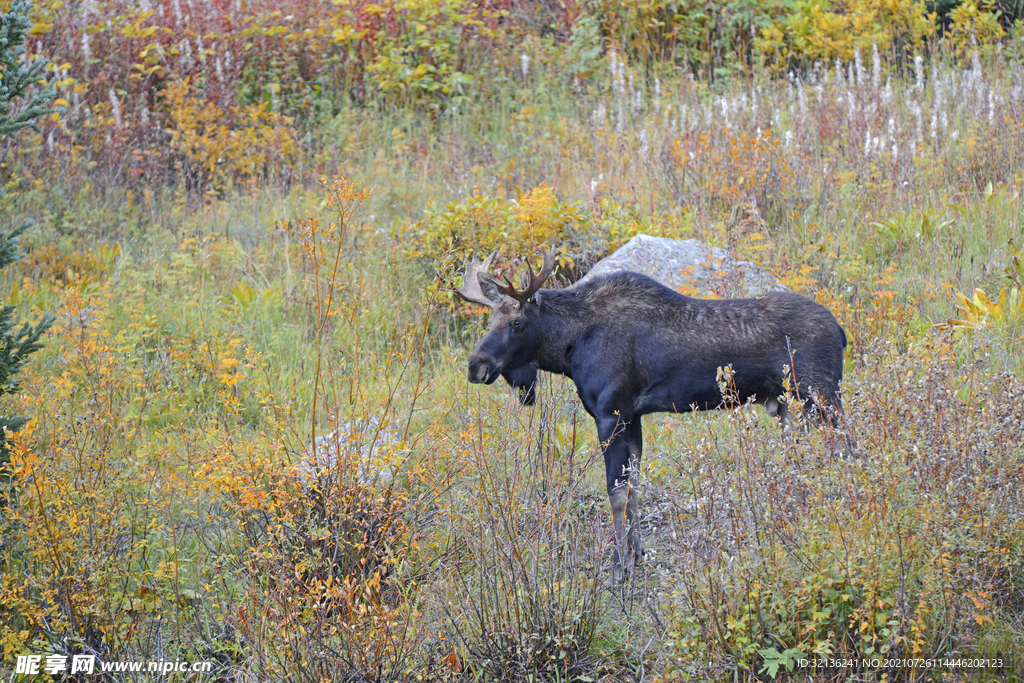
[609, 543, 641, 584]
[631, 535, 645, 564]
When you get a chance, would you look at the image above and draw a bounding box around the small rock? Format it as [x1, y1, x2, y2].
[298, 416, 401, 487]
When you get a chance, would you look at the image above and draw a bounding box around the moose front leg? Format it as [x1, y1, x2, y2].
[599, 414, 642, 584]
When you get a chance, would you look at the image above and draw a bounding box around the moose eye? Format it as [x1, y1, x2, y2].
[512, 318, 524, 329]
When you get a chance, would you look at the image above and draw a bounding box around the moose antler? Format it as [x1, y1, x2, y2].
[455, 251, 502, 308]
[497, 246, 555, 305]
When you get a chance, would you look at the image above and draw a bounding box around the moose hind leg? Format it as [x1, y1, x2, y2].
[625, 418, 644, 564]
[815, 391, 858, 457]
[608, 486, 630, 584]
[787, 387, 857, 457]
[765, 396, 800, 435]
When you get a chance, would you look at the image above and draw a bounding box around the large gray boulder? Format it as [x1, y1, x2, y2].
[578, 234, 780, 297]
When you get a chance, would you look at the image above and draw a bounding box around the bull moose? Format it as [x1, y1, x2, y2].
[456, 247, 849, 582]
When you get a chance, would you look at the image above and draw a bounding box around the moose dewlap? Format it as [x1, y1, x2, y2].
[456, 248, 848, 583]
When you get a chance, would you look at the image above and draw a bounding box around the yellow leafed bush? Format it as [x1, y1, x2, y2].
[166, 80, 299, 196]
[407, 186, 582, 264]
[756, 0, 936, 69]
[944, 0, 1007, 57]
[405, 185, 684, 283]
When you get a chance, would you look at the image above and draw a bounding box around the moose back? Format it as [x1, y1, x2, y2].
[456, 248, 848, 582]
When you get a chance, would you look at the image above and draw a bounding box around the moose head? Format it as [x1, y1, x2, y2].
[454, 248, 555, 405]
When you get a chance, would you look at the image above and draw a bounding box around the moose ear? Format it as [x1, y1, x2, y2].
[478, 275, 505, 305]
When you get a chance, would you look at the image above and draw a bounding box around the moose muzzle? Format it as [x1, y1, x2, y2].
[468, 353, 500, 384]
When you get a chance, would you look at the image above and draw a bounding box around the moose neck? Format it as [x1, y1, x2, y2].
[528, 288, 592, 376]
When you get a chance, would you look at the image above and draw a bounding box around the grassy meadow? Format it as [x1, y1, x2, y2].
[2, 0, 1024, 680]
